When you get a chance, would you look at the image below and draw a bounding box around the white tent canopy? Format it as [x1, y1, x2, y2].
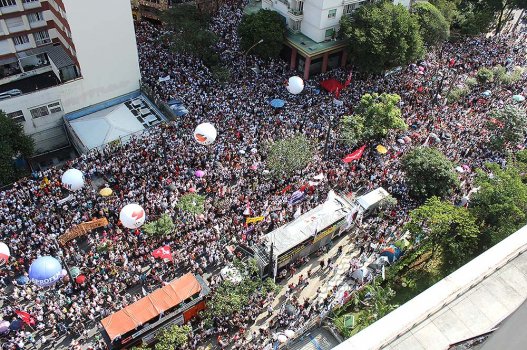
[69, 104, 145, 150]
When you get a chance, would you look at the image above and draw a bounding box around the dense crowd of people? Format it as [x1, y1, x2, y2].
[1, 0, 526, 348]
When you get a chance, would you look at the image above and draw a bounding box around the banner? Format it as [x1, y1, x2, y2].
[58, 218, 109, 245]
[245, 216, 265, 225]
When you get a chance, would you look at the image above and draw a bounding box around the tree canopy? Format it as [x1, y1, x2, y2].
[238, 10, 286, 59]
[405, 196, 479, 268]
[470, 163, 527, 245]
[339, 2, 424, 72]
[412, 2, 450, 47]
[142, 213, 175, 236]
[487, 105, 527, 151]
[266, 134, 314, 178]
[402, 147, 459, 199]
[177, 193, 205, 215]
[154, 324, 191, 350]
[0, 111, 34, 186]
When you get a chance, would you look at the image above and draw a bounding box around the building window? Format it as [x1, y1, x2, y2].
[13, 35, 30, 46]
[7, 110, 25, 123]
[22, 0, 39, 3]
[27, 11, 44, 23]
[30, 101, 62, 119]
[5, 16, 24, 30]
[325, 28, 335, 39]
[344, 3, 361, 15]
[34, 30, 50, 45]
[328, 9, 337, 18]
[0, 0, 17, 7]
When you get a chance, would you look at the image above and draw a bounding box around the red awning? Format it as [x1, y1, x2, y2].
[320, 79, 344, 93]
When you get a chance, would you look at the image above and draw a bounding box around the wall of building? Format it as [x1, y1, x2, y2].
[0, 0, 140, 152]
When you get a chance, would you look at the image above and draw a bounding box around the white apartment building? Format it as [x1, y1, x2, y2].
[0, 0, 141, 153]
[261, 0, 411, 79]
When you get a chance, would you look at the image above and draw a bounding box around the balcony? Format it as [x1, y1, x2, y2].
[29, 20, 47, 29]
[23, 0, 41, 10]
[287, 8, 303, 21]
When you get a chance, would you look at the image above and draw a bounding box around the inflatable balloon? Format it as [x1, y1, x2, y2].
[286, 76, 304, 95]
[29, 256, 62, 287]
[61, 169, 84, 191]
[0, 242, 9, 266]
[120, 204, 146, 229]
[193, 123, 217, 145]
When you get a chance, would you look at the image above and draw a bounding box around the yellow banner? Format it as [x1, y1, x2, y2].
[246, 216, 265, 224]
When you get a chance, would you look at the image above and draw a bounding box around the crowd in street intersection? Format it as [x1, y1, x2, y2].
[1, 0, 526, 349]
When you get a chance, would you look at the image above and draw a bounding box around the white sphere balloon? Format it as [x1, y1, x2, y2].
[286, 76, 304, 95]
[0, 242, 10, 266]
[61, 169, 84, 191]
[120, 204, 146, 229]
[193, 123, 217, 145]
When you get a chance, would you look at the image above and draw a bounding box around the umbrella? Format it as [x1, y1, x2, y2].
[188, 187, 196, 193]
[9, 319, 22, 331]
[195, 170, 205, 178]
[351, 267, 371, 281]
[380, 246, 401, 263]
[284, 330, 295, 338]
[512, 94, 525, 102]
[376, 145, 388, 154]
[455, 166, 465, 173]
[75, 274, 86, 284]
[70, 267, 81, 278]
[482, 90, 492, 97]
[277, 334, 288, 343]
[270, 99, 285, 108]
[15, 275, 29, 285]
[285, 303, 296, 315]
[0, 320, 10, 334]
[403, 136, 412, 143]
[99, 188, 113, 197]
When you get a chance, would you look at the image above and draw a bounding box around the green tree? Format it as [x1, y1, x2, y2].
[363, 281, 398, 321]
[471, 163, 527, 245]
[203, 259, 278, 327]
[339, 2, 424, 72]
[266, 134, 314, 178]
[155, 324, 191, 350]
[487, 105, 527, 150]
[340, 115, 365, 147]
[430, 0, 461, 23]
[162, 4, 218, 60]
[238, 10, 286, 59]
[0, 111, 34, 186]
[177, 193, 205, 215]
[476, 67, 494, 84]
[402, 147, 459, 199]
[353, 93, 407, 140]
[412, 2, 450, 47]
[405, 197, 479, 268]
[457, 0, 496, 35]
[142, 213, 175, 236]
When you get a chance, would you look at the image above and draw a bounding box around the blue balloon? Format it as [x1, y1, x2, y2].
[29, 256, 62, 287]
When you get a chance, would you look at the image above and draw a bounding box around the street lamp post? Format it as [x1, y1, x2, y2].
[243, 39, 264, 69]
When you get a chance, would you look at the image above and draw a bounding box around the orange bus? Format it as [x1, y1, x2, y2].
[100, 273, 210, 349]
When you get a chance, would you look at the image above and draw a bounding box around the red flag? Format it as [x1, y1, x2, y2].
[345, 70, 353, 87]
[334, 87, 340, 99]
[15, 310, 36, 326]
[152, 245, 173, 262]
[343, 145, 367, 163]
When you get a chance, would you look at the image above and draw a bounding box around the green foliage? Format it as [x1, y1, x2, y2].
[352, 93, 407, 140]
[471, 163, 527, 245]
[340, 115, 365, 147]
[210, 65, 231, 83]
[363, 281, 398, 321]
[142, 213, 175, 236]
[162, 4, 218, 61]
[447, 85, 470, 104]
[430, 0, 461, 23]
[238, 10, 286, 59]
[412, 2, 450, 46]
[404, 197, 479, 267]
[177, 193, 205, 215]
[266, 134, 314, 178]
[476, 67, 494, 84]
[487, 105, 527, 150]
[0, 111, 34, 186]
[457, 1, 495, 36]
[500, 66, 525, 85]
[155, 324, 191, 350]
[340, 2, 424, 72]
[203, 259, 278, 327]
[402, 147, 459, 199]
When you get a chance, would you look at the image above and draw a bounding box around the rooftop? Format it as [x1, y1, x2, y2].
[286, 31, 348, 58]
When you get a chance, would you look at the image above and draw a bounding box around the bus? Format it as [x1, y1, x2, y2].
[100, 273, 210, 349]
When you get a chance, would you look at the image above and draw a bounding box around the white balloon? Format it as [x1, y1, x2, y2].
[0, 242, 10, 266]
[120, 204, 146, 229]
[193, 123, 217, 145]
[61, 169, 84, 191]
[286, 76, 304, 95]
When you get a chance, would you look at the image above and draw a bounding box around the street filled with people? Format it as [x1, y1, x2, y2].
[1, 0, 526, 349]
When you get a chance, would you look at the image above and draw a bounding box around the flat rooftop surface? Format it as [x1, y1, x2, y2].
[286, 31, 347, 57]
[385, 251, 527, 350]
[290, 327, 340, 350]
[0, 71, 60, 94]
